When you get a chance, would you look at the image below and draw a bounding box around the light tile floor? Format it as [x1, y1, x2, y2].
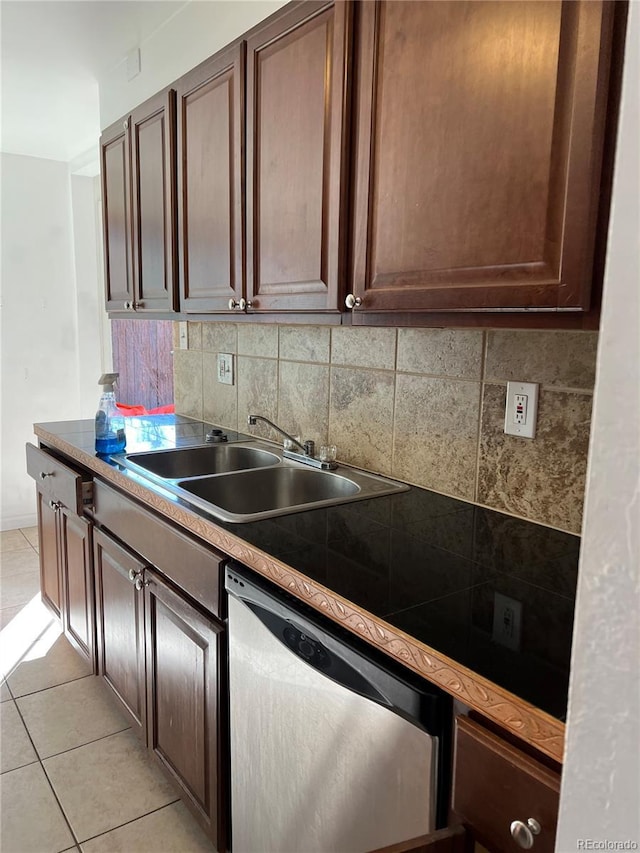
[1, 528, 217, 852]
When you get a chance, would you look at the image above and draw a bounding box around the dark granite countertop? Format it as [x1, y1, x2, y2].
[34, 415, 579, 737]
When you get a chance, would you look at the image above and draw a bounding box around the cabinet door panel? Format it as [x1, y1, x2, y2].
[94, 529, 146, 738]
[177, 45, 244, 312]
[131, 91, 177, 312]
[145, 570, 225, 848]
[352, 0, 615, 314]
[101, 120, 134, 311]
[60, 509, 95, 669]
[246, 1, 351, 311]
[36, 487, 60, 616]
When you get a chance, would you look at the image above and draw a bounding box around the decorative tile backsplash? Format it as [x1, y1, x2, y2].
[173, 323, 597, 534]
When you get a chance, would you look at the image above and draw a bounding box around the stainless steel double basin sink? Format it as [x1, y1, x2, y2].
[116, 441, 408, 523]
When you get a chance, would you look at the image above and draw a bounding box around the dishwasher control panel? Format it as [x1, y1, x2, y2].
[283, 624, 330, 670]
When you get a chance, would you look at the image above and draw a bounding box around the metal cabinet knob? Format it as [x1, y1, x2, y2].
[134, 576, 150, 591]
[124, 301, 132, 310]
[128, 569, 139, 582]
[345, 293, 362, 309]
[123, 119, 128, 130]
[510, 818, 541, 849]
[40, 471, 53, 479]
[228, 298, 241, 310]
[48, 499, 62, 510]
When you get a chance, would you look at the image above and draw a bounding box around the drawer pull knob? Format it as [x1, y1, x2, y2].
[40, 471, 53, 479]
[510, 818, 541, 849]
[128, 569, 140, 582]
[134, 576, 150, 591]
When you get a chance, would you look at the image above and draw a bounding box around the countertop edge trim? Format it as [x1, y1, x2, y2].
[34, 425, 566, 763]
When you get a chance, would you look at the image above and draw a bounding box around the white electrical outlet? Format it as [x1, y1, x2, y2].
[178, 322, 188, 350]
[492, 592, 522, 651]
[504, 381, 539, 439]
[217, 353, 234, 385]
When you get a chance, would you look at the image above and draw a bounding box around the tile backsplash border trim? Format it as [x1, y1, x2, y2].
[174, 323, 596, 534]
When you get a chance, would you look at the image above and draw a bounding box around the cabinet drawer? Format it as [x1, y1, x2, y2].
[93, 479, 223, 617]
[26, 443, 92, 513]
[452, 716, 560, 853]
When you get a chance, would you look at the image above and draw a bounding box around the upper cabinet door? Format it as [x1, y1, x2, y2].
[130, 90, 178, 313]
[177, 44, 245, 313]
[246, 0, 353, 312]
[101, 118, 134, 312]
[350, 1, 616, 315]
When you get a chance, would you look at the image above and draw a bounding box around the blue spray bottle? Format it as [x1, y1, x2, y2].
[95, 373, 126, 456]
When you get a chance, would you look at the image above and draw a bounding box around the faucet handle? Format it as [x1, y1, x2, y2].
[303, 440, 315, 457]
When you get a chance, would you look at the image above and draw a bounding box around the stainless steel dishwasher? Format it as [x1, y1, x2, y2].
[225, 561, 452, 853]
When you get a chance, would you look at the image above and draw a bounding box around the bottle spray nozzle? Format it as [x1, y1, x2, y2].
[98, 373, 119, 392]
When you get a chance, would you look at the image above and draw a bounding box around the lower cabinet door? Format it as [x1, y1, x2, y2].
[94, 528, 147, 738]
[36, 486, 61, 616]
[144, 569, 226, 850]
[60, 509, 95, 670]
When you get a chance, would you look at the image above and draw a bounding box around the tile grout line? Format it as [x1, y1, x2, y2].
[37, 722, 157, 849]
[10, 695, 81, 849]
[328, 327, 335, 450]
[37, 725, 133, 763]
[9, 672, 97, 701]
[76, 798, 181, 848]
[473, 331, 488, 504]
[386, 329, 399, 480]
[0, 755, 40, 777]
[382, 581, 490, 621]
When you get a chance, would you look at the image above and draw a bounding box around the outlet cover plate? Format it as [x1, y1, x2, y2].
[492, 592, 522, 651]
[504, 381, 539, 439]
[217, 353, 234, 385]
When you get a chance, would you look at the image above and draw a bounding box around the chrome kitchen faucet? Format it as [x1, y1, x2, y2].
[247, 415, 338, 470]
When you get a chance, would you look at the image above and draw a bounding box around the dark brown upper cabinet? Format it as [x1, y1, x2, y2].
[101, 119, 133, 311]
[176, 44, 244, 313]
[245, 0, 353, 313]
[101, 90, 178, 314]
[348, 0, 617, 318]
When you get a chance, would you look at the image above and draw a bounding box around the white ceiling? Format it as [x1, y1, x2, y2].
[0, 0, 187, 163]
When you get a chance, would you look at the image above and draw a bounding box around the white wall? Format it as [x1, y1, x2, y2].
[99, 0, 287, 127]
[0, 154, 80, 528]
[70, 172, 110, 416]
[557, 3, 640, 848]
